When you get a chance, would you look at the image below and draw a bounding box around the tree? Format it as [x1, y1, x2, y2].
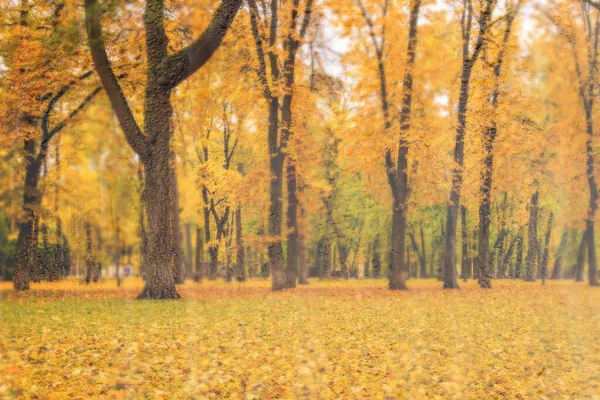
[442, 0, 495, 289]
[84, 0, 243, 298]
[477, 0, 521, 288]
[248, 0, 314, 290]
[3, 2, 106, 291]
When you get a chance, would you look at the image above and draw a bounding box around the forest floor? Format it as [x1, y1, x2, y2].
[1, 279, 599, 399]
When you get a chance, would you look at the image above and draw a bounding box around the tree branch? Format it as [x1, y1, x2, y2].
[84, 0, 148, 160]
[248, 0, 273, 99]
[585, 0, 600, 11]
[161, 0, 244, 88]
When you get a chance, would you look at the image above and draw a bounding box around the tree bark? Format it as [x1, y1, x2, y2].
[195, 226, 203, 281]
[501, 235, 516, 279]
[285, 162, 298, 288]
[235, 205, 245, 281]
[85, 221, 95, 284]
[514, 230, 524, 279]
[372, 235, 382, 278]
[575, 231, 587, 282]
[541, 212, 554, 284]
[31, 216, 39, 283]
[461, 206, 469, 282]
[185, 223, 193, 278]
[551, 231, 568, 279]
[584, 104, 599, 286]
[169, 155, 184, 284]
[408, 228, 426, 278]
[364, 242, 371, 278]
[298, 206, 309, 284]
[14, 140, 45, 290]
[525, 191, 539, 281]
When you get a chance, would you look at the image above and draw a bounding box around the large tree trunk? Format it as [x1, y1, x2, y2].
[524, 191, 539, 282]
[137, 128, 180, 299]
[14, 140, 45, 291]
[389, 206, 408, 289]
[267, 98, 285, 290]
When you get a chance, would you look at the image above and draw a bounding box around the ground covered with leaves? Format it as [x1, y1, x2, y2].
[1, 279, 599, 399]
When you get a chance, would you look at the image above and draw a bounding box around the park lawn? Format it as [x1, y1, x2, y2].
[1, 278, 599, 399]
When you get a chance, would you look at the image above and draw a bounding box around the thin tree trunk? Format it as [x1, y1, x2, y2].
[185, 223, 193, 278]
[169, 155, 184, 284]
[235, 205, 245, 282]
[285, 162, 298, 288]
[364, 242, 371, 278]
[85, 221, 95, 284]
[298, 205, 308, 284]
[409, 229, 426, 278]
[525, 191, 539, 281]
[541, 212, 554, 285]
[337, 242, 350, 279]
[514, 230, 524, 279]
[575, 231, 587, 282]
[41, 223, 49, 281]
[461, 206, 469, 282]
[31, 216, 40, 283]
[501, 235, 517, 279]
[372, 235, 381, 278]
[551, 231, 568, 279]
[195, 226, 203, 281]
[420, 224, 427, 278]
